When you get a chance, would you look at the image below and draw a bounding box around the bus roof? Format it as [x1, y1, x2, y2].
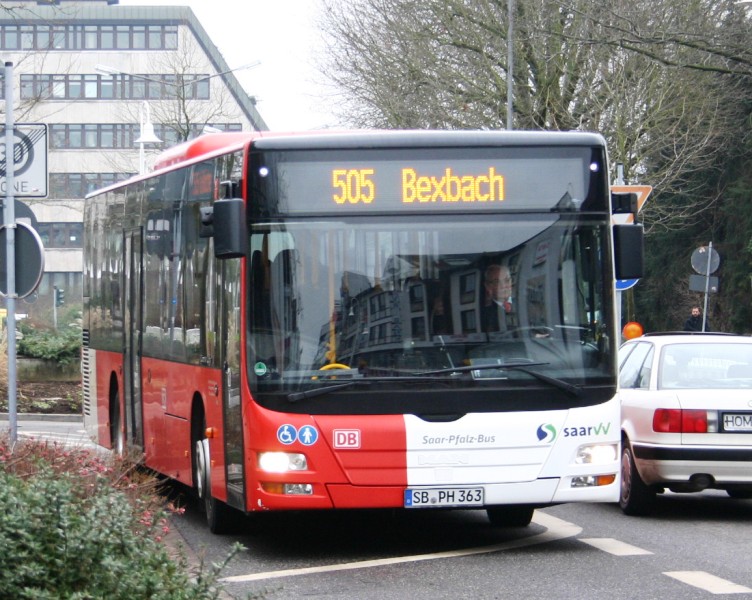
[151, 131, 259, 170]
[153, 129, 607, 171]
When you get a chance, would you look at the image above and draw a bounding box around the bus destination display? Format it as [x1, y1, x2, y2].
[268, 154, 591, 214]
[332, 166, 505, 206]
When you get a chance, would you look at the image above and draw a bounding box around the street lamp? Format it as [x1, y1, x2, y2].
[134, 101, 161, 174]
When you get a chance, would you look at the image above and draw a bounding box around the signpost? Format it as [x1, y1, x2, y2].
[2, 62, 48, 444]
[690, 243, 720, 332]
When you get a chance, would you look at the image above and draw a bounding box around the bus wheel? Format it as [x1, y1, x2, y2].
[194, 434, 233, 534]
[109, 389, 124, 455]
[619, 441, 655, 515]
[486, 505, 534, 527]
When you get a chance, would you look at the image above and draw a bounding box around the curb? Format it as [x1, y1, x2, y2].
[0, 413, 83, 423]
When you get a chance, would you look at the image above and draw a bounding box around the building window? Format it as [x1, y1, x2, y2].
[21, 73, 214, 100]
[0, 24, 179, 50]
[37, 223, 84, 248]
[49, 173, 132, 199]
[49, 123, 243, 149]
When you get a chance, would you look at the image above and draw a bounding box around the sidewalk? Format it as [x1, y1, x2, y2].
[0, 412, 82, 422]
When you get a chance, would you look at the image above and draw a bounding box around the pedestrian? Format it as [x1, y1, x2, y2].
[683, 306, 711, 332]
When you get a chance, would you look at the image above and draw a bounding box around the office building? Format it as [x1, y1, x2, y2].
[0, 0, 266, 315]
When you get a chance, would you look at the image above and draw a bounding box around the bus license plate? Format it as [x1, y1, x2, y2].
[404, 487, 484, 508]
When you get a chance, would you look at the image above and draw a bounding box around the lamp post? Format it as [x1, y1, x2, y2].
[507, 0, 514, 130]
[134, 101, 162, 174]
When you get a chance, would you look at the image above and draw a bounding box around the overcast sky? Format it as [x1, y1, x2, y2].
[119, 0, 339, 131]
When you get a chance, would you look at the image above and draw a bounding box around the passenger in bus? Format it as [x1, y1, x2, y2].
[482, 264, 514, 333]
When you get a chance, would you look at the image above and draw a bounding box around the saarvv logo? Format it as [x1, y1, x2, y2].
[536, 423, 557, 443]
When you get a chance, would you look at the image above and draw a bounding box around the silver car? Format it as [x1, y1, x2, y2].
[619, 333, 752, 515]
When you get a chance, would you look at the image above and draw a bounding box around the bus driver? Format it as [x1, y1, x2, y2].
[482, 264, 514, 333]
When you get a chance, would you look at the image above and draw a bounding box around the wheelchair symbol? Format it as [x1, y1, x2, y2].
[277, 424, 297, 445]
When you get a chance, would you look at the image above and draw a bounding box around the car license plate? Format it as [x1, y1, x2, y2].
[722, 413, 752, 432]
[404, 487, 484, 508]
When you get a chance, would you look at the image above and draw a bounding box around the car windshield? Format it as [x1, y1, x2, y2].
[660, 343, 752, 389]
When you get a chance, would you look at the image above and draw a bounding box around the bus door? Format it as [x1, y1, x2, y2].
[123, 228, 144, 449]
[220, 256, 245, 509]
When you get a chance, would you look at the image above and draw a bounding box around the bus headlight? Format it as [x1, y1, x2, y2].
[575, 443, 617, 465]
[258, 452, 308, 473]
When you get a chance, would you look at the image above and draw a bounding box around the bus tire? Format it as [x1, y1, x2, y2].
[620, 441, 655, 515]
[486, 505, 534, 527]
[194, 429, 233, 534]
[109, 386, 124, 455]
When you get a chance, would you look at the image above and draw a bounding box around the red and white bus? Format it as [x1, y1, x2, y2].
[82, 130, 643, 532]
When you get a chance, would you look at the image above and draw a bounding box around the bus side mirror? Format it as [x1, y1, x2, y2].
[613, 224, 644, 280]
[203, 198, 248, 259]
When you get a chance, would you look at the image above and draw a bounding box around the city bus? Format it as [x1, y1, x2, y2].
[82, 130, 643, 533]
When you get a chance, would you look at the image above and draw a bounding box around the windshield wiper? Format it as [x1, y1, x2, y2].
[287, 375, 451, 402]
[414, 362, 582, 398]
[288, 380, 361, 402]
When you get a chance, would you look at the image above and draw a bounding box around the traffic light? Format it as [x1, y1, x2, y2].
[54, 287, 65, 307]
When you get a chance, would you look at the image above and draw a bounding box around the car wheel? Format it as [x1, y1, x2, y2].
[486, 505, 535, 527]
[620, 442, 655, 515]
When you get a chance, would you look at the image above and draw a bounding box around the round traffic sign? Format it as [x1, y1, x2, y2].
[691, 246, 720, 275]
[0, 221, 45, 298]
[615, 278, 639, 291]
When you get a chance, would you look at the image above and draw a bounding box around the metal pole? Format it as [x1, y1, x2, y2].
[614, 164, 625, 334]
[506, 0, 514, 130]
[702, 241, 712, 332]
[4, 61, 17, 444]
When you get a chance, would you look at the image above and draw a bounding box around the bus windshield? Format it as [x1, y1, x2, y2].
[247, 212, 614, 412]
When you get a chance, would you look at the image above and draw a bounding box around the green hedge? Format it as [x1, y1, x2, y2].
[18, 322, 82, 366]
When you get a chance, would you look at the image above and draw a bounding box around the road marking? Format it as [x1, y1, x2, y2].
[221, 511, 582, 584]
[579, 538, 653, 556]
[665, 571, 752, 594]
[18, 431, 94, 448]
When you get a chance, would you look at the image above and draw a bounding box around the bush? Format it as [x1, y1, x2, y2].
[0, 437, 240, 599]
[17, 320, 82, 366]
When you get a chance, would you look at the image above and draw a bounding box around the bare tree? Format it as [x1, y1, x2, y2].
[147, 42, 244, 143]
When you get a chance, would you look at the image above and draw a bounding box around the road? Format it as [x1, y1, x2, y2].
[1, 415, 95, 449]
[6, 417, 752, 599]
[174, 484, 752, 599]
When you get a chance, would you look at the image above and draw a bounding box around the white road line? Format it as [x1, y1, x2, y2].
[664, 571, 752, 594]
[579, 538, 653, 556]
[221, 511, 582, 584]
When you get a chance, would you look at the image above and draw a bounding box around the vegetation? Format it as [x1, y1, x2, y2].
[318, 0, 752, 333]
[0, 435, 241, 599]
[17, 310, 82, 366]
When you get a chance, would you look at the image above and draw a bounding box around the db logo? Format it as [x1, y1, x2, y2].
[333, 429, 361, 449]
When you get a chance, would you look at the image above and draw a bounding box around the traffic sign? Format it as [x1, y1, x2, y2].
[691, 245, 720, 275]
[0, 221, 45, 298]
[689, 274, 719, 293]
[0, 124, 48, 197]
[615, 279, 639, 291]
[610, 185, 652, 224]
